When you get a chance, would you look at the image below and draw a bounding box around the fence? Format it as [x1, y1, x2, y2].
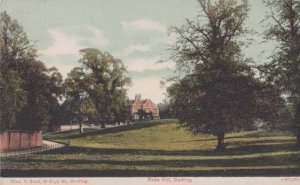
[0, 140, 65, 158]
[59, 124, 80, 132]
[59, 123, 131, 132]
[0, 130, 42, 152]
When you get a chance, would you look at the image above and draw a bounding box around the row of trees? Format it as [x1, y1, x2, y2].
[0, 11, 131, 132]
[167, 0, 300, 149]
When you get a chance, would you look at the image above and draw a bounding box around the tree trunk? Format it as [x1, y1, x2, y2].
[79, 121, 84, 133]
[101, 122, 106, 128]
[216, 133, 225, 150]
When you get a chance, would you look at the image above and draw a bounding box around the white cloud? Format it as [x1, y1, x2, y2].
[125, 57, 175, 72]
[40, 29, 82, 57]
[40, 26, 109, 57]
[115, 44, 151, 58]
[127, 77, 166, 104]
[122, 18, 167, 33]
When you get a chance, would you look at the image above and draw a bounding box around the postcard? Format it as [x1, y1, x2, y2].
[0, 0, 299, 185]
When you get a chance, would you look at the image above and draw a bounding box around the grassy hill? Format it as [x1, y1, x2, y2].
[1, 119, 300, 177]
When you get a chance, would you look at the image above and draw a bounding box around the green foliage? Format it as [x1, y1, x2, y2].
[0, 11, 32, 69]
[260, 0, 300, 146]
[64, 48, 131, 128]
[168, 69, 284, 134]
[260, 0, 300, 100]
[167, 0, 284, 149]
[113, 96, 131, 123]
[136, 108, 153, 121]
[0, 11, 63, 131]
[0, 70, 27, 131]
[158, 101, 172, 119]
[60, 97, 81, 124]
[15, 61, 63, 131]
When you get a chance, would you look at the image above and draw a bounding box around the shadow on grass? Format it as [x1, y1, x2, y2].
[2, 168, 300, 177]
[227, 139, 295, 146]
[39, 142, 299, 157]
[2, 142, 300, 177]
[171, 138, 295, 144]
[7, 153, 300, 168]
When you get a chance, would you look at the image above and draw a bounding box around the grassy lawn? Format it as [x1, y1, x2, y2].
[1, 119, 300, 177]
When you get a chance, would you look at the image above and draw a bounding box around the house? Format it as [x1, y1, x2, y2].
[130, 94, 160, 121]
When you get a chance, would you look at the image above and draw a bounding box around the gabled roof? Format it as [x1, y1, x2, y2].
[131, 98, 155, 107]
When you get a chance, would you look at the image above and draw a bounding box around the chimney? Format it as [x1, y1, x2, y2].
[135, 94, 141, 101]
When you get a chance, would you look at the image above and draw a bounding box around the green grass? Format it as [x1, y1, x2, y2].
[1, 119, 300, 177]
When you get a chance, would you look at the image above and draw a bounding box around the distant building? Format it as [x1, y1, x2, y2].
[130, 94, 160, 121]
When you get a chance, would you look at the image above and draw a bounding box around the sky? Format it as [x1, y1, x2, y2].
[0, 0, 272, 103]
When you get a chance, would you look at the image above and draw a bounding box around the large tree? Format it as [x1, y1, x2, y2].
[167, 0, 284, 150]
[63, 66, 96, 132]
[0, 11, 30, 131]
[64, 48, 131, 130]
[260, 0, 300, 146]
[0, 11, 63, 131]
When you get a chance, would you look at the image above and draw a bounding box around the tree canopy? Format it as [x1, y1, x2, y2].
[260, 0, 300, 146]
[0, 11, 63, 131]
[64, 48, 131, 130]
[167, 0, 284, 150]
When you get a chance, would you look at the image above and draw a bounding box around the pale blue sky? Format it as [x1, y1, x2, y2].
[0, 0, 272, 103]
